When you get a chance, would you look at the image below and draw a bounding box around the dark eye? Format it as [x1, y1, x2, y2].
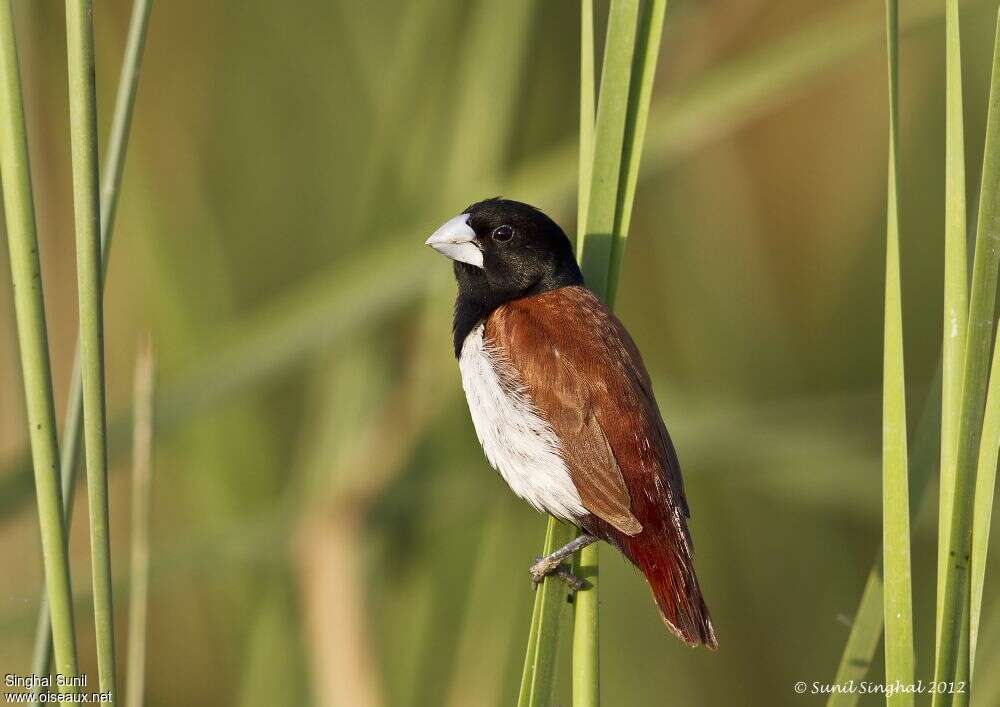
[492, 225, 513, 242]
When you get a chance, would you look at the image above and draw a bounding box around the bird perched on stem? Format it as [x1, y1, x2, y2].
[425, 198, 717, 649]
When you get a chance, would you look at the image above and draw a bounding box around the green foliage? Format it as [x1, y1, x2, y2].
[518, 520, 576, 707]
[937, 0, 969, 676]
[519, 2, 668, 705]
[577, 0, 641, 299]
[571, 4, 599, 706]
[4, 2, 1000, 706]
[0, 0, 958, 522]
[31, 0, 153, 684]
[827, 379, 941, 707]
[971, 318, 1000, 672]
[64, 0, 117, 699]
[832, 5, 1000, 707]
[879, 3, 915, 704]
[933, 15, 1000, 706]
[0, 0, 80, 690]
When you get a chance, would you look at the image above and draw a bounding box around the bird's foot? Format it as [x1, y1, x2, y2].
[529, 555, 586, 591]
[527, 532, 597, 591]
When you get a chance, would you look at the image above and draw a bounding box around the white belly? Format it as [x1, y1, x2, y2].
[458, 324, 585, 521]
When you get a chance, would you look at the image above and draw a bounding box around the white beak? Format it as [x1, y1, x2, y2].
[425, 213, 483, 268]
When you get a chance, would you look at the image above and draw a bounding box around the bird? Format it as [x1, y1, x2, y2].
[424, 197, 717, 649]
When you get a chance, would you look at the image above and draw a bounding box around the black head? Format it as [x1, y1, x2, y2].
[424, 198, 584, 354]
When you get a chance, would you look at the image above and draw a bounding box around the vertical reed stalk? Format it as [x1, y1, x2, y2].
[880, 3, 915, 703]
[518, 519, 575, 707]
[969, 319, 1000, 671]
[576, 0, 596, 240]
[827, 371, 941, 707]
[520, 2, 669, 705]
[828, 4, 974, 702]
[521, 1, 640, 701]
[31, 0, 153, 687]
[939, 1, 970, 702]
[0, 0, 81, 689]
[932, 14, 1000, 707]
[606, 0, 667, 311]
[577, 0, 640, 300]
[571, 4, 599, 705]
[571, 542, 599, 707]
[125, 342, 155, 707]
[936, 0, 968, 661]
[65, 0, 117, 701]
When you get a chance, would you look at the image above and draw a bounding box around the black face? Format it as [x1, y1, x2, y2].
[448, 198, 583, 354]
[456, 198, 582, 302]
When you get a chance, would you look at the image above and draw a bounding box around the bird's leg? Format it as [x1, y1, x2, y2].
[529, 533, 597, 591]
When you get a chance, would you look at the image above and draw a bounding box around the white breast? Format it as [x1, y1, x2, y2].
[458, 324, 585, 521]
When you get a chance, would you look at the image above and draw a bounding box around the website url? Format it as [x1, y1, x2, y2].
[4, 693, 112, 703]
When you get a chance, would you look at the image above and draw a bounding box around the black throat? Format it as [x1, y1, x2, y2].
[451, 259, 584, 357]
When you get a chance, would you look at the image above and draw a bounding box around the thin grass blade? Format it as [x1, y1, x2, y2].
[880, 2, 915, 703]
[938, 1, 971, 701]
[606, 0, 667, 309]
[0, 0, 81, 689]
[576, 0, 596, 241]
[571, 541, 599, 707]
[518, 519, 576, 707]
[64, 0, 117, 700]
[970, 333, 1000, 669]
[31, 0, 153, 687]
[521, 3, 644, 705]
[577, 0, 640, 300]
[937, 0, 969, 667]
[125, 341, 154, 707]
[520, 4, 642, 703]
[827, 370, 941, 707]
[569, 6, 600, 703]
[0, 0, 960, 526]
[829, 562, 885, 706]
[932, 12, 1000, 707]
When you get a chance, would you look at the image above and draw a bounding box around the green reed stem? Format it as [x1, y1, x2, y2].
[521, 1, 670, 704]
[576, 0, 596, 242]
[606, 0, 667, 310]
[939, 0, 970, 700]
[65, 0, 117, 701]
[521, 3, 642, 702]
[827, 369, 941, 707]
[518, 519, 576, 707]
[125, 342, 155, 707]
[31, 0, 153, 689]
[571, 542, 599, 707]
[571, 2, 599, 705]
[880, 3, 915, 703]
[937, 0, 969, 655]
[969, 314, 1000, 672]
[577, 0, 639, 301]
[0, 0, 81, 690]
[0, 0, 960, 528]
[932, 13, 1000, 707]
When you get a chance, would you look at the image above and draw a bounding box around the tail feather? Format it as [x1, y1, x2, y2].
[624, 533, 717, 649]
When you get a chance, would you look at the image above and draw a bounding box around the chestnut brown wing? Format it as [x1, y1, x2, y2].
[486, 285, 688, 538]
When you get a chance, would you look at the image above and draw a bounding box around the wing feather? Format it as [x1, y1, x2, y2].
[486, 285, 715, 647]
[486, 286, 683, 537]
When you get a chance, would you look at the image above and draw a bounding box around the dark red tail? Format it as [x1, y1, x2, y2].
[623, 531, 717, 649]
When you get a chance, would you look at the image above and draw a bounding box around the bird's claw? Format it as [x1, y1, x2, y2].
[529, 556, 586, 592]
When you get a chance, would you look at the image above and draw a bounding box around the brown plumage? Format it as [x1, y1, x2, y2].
[426, 198, 716, 648]
[485, 286, 717, 648]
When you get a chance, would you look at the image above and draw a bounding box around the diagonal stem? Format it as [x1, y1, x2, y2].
[30, 0, 153, 692]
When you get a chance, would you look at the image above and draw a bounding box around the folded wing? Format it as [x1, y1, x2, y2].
[486, 285, 716, 648]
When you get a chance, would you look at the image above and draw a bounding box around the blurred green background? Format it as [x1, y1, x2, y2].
[3, 0, 1000, 705]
